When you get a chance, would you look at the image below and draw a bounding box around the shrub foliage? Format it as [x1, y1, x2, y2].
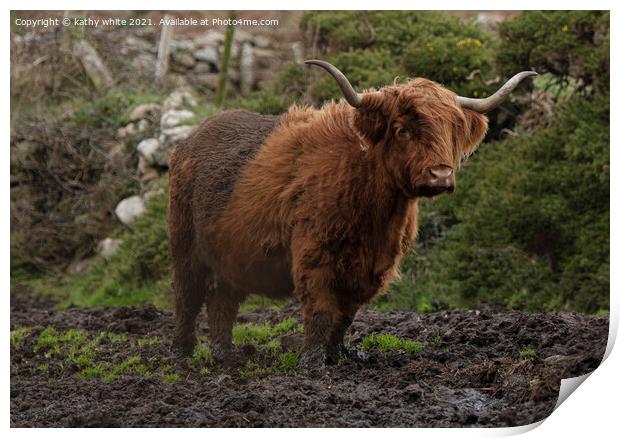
[10, 91, 162, 271]
[12, 11, 609, 314]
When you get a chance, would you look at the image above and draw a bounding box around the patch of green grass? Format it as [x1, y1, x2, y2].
[233, 318, 301, 347]
[77, 354, 147, 382]
[359, 333, 423, 355]
[193, 343, 213, 362]
[60, 329, 87, 343]
[10, 327, 31, 345]
[52, 176, 171, 309]
[71, 90, 164, 130]
[239, 294, 285, 312]
[135, 364, 151, 377]
[135, 336, 161, 347]
[105, 332, 129, 344]
[239, 351, 301, 380]
[69, 348, 96, 368]
[277, 352, 300, 373]
[34, 327, 61, 354]
[273, 317, 300, 335]
[77, 363, 107, 379]
[430, 334, 443, 345]
[22, 327, 185, 383]
[519, 346, 536, 360]
[117, 355, 142, 373]
[239, 359, 271, 380]
[233, 323, 273, 345]
[264, 339, 281, 352]
[163, 373, 180, 383]
[187, 341, 213, 371]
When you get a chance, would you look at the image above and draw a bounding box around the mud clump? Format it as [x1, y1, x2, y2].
[10, 298, 607, 427]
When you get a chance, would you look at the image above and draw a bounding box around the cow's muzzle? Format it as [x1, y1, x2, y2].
[415, 165, 455, 197]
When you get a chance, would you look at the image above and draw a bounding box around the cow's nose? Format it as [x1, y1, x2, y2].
[429, 165, 453, 179]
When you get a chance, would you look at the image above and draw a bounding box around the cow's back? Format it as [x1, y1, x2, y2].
[169, 109, 281, 224]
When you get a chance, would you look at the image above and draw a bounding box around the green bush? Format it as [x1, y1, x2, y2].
[302, 11, 496, 102]
[498, 11, 610, 94]
[233, 62, 310, 114]
[309, 48, 401, 102]
[380, 94, 609, 314]
[60, 177, 172, 308]
[17, 12, 607, 317]
[10, 89, 163, 271]
[402, 34, 494, 97]
[237, 12, 497, 114]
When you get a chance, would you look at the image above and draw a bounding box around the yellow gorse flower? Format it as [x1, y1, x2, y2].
[456, 38, 482, 48]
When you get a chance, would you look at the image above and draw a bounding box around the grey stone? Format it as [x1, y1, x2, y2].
[116, 122, 139, 139]
[144, 188, 165, 201]
[163, 74, 190, 89]
[194, 73, 220, 90]
[98, 237, 122, 259]
[123, 35, 155, 52]
[131, 52, 156, 72]
[195, 30, 225, 46]
[136, 119, 150, 133]
[171, 39, 196, 52]
[194, 61, 214, 74]
[67, 257, 96, 275]
[171, 50, 196, 68]
[234, 29, 252, 44]
[194, 46, 219, 65]
[115, 195, 146, 225]
[162, 89, 197, 113]
[129, 103, 161, 121]
[159, 125, 196, 149]
[253, 34, 271, 49]
[161, 109, 195, 129]
[136, 138, 162, 166]
[141, 168, 160, 182]
[137, 156, 160, 182]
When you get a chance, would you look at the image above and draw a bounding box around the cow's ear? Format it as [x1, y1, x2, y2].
[460, 109, 488, 157]
[353, 107, 389, 145]
[352, 90, 396, 146]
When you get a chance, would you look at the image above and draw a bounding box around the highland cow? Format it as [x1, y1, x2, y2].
[168, 60, 536, 366]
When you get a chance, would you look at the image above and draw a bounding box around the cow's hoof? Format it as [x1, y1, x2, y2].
[347, 347, 370, 363]
[172, 337, 195, 358]
[327, 343, 370, 364]
[211, 345, 240, 367]
[299, 347, 327, 372]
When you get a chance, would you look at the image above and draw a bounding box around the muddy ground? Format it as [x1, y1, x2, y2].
[11, 297, 608, 428]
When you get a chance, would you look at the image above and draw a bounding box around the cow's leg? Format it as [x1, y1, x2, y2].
[326, 300, 360, 364]
[297, 288, 340, 368]
[205, 282, 241, 364]
[172, 258, 209, 357]
[291, 229, 340, 368]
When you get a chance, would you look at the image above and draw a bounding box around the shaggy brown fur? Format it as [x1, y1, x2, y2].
[168, 78, 488, 365]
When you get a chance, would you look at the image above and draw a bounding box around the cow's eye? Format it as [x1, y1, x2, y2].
[396, 127, 409, 139]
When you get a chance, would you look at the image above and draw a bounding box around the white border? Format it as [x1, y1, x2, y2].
[4, 1, 617, 435]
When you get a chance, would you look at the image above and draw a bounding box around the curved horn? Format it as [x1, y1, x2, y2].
[304, 59, 363, 108]
[457, 71, 538, 113]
